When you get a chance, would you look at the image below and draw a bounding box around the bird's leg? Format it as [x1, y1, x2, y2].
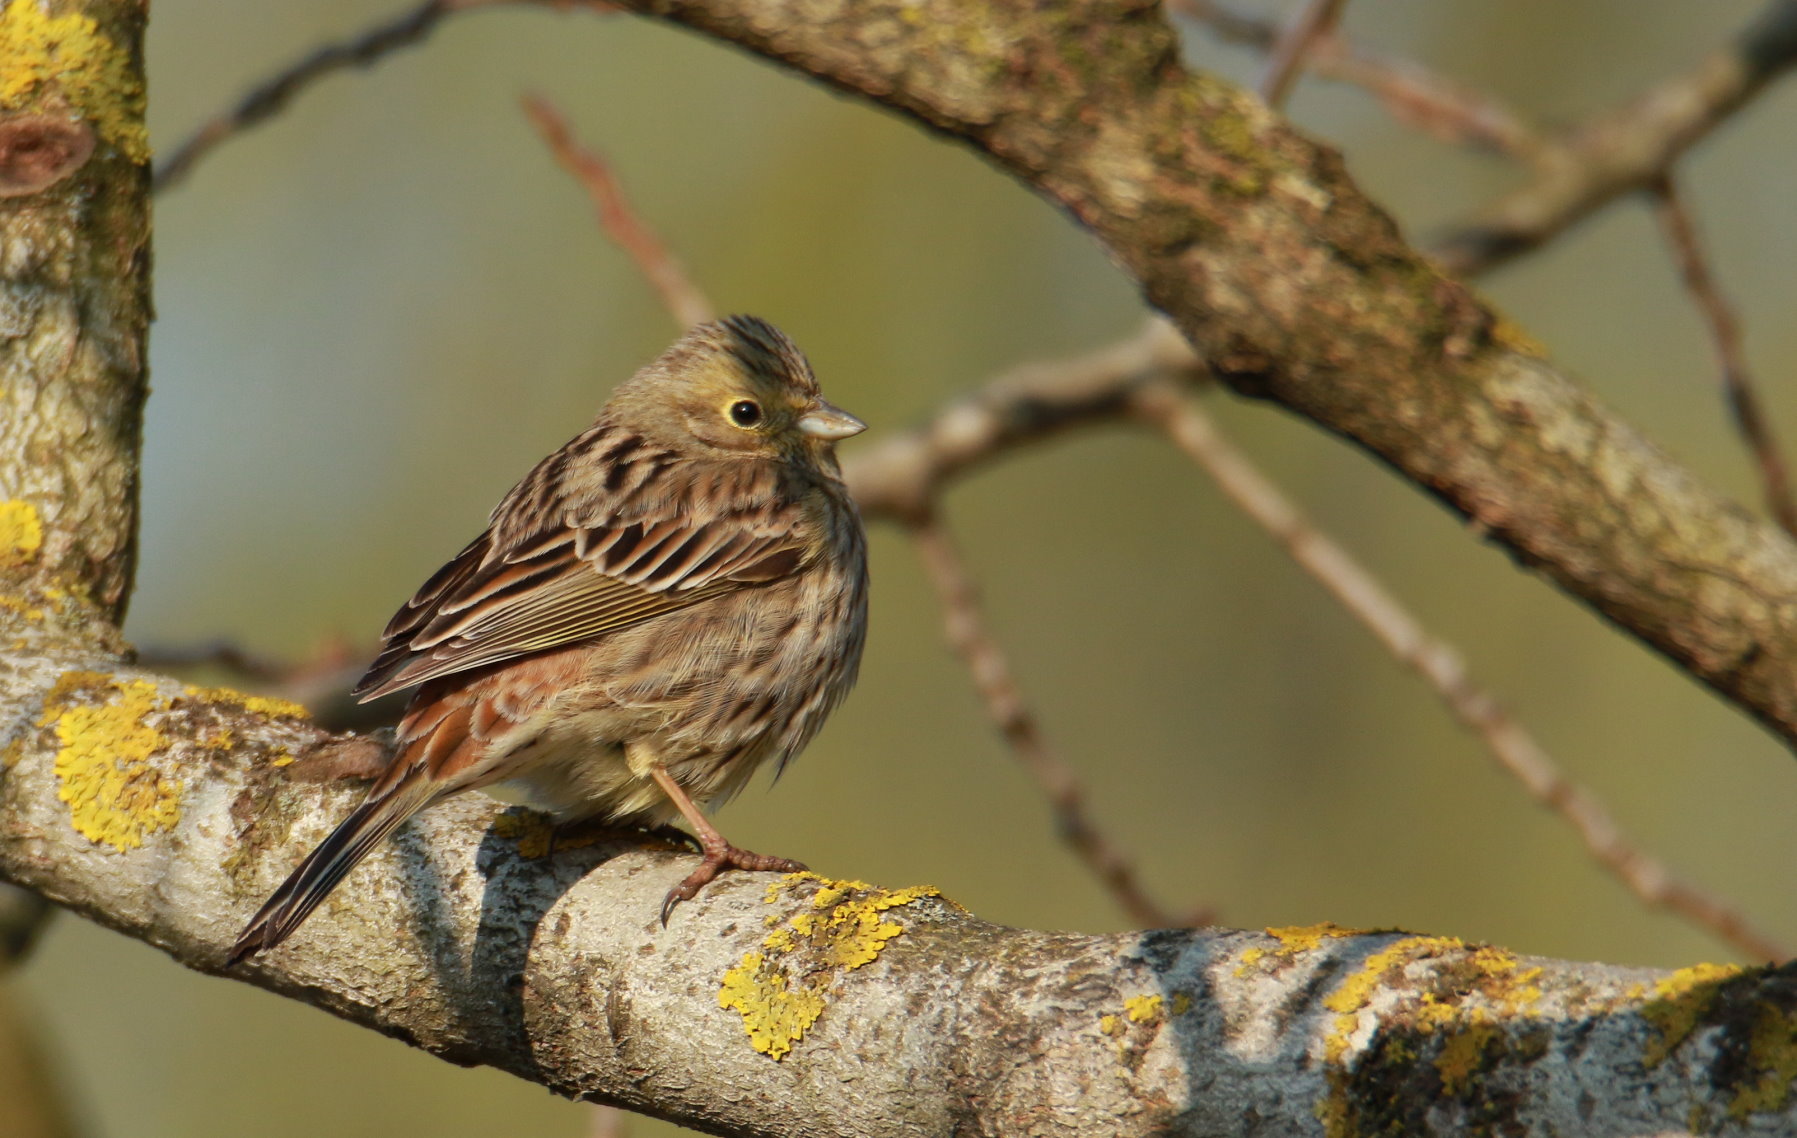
[649, 765, 806, 924]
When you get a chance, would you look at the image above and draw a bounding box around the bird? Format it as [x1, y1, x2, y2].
[229, 315, 868, 963]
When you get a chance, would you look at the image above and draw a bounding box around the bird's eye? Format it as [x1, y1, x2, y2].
[728, 399, 763, 428]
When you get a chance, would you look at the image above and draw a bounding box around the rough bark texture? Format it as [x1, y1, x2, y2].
[0, 0, 150, 622]
[6, 1, 1797, 1134]
[3, 639, 1797, 1136]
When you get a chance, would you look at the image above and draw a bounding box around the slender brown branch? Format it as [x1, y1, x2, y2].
[588, 1105, 627, 1138]
[1174, 0, 1542, 158]
[907, 516, 1190, 930]
[152, 0, 528, 194]
[1258, 0, 1350, 108]
[522, 96, 715, 328]
[1648, 176, 1797, 537]
[1435, 0, 1797, 275]
[0, 883, 52, 967]
[845, 321, 1201, 521]
[1131, 381, 1788, 962]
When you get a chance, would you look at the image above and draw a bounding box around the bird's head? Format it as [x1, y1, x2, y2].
[610, 315, 865, 468]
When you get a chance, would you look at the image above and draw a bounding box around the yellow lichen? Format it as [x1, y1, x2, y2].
[1124, 994, 1163, 1024]
[0, 594, 43, 620]
[1172, 992, 1193, 1016]
[50, 676, 180, 849]
[0, 500, 42, 568]
[1434, 1010, 1501, 1096]
[184, 685, 311, 721]
[1730, 1004, 1797, 1120]
[1238, 921, 1366, 975]
[1640, 961, 1742, 1069]
[1322, 936, 1468, 1063]
[0, 0, 147, 162]
[717, 952, 827, 1060]
[1098, 1014, 1123, 1037]
[719, 873, 942, 1060]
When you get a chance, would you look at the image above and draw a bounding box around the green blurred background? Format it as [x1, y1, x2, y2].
[11, 1, 1797, 1134]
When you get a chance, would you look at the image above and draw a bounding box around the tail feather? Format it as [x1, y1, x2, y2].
[229, 780, 434, 965]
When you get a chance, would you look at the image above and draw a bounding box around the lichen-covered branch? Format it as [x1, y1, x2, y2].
[0, 0, 151, 621]
[2, 630, 1796, 1135]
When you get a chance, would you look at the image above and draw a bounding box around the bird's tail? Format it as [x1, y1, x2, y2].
[229, 777, 434, 965]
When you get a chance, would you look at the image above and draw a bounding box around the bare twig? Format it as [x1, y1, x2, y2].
[846, 321, 1202, 521]
[1131, 381, 1788, 962]
[1174, 0, 1542, 158]
[1258, 0, 1350, 108]
[0, 883, 51, 967]
[153, 0, 529, 194]
[1648, 176, 1797, 536]
[908, 516, 1193, 930]
[521, 96, 715, 328]
[1434, 0, 1797, 275]
[588, 1105, 627, 1138]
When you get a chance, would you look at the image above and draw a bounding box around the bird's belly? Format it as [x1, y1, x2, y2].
[492, 709, 672, 825]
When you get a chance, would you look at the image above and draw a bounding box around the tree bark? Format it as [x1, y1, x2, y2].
[2, 652, 1795, 1136]
[6, 1, 1797, 1135]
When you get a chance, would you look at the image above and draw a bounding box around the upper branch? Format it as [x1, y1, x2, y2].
[1434, 0, 1797, 275]
[620, 0, 1797, 754]
[0, 0, 151, 623]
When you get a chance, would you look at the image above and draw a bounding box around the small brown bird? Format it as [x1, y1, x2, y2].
[231, 316, 867, 962]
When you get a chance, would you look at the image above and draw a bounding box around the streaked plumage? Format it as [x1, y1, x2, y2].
[231, 316, 867, 962]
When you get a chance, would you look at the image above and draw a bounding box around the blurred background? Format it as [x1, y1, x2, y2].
[9, 0, 1797, 1134]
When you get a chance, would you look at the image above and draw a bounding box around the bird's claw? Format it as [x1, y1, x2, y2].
[659, 845, 807, 925]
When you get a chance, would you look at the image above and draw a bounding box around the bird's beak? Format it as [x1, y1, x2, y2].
[797, 401, 867, 441]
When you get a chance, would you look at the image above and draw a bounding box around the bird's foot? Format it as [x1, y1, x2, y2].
[660, 842, 807, 924]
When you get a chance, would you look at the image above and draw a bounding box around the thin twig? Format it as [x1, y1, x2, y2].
[588, 1105, 627, 1138]
[908, 517, 1194, 930]
[1648, 176, 1797, 536]
[0, 882, 52, 967]
[521, 97, 715, 328]
[846, 320, 1202, 521]
[153, 0, 529, 194]
[1173, 0, 1542, 159]
[1259, 0, 1350, 108]
[1131, 381, 1787, 962]
[1433, 0, 1797, 275]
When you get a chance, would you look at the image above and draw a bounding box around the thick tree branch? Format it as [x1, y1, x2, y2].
[3, 636, 1795, 1135]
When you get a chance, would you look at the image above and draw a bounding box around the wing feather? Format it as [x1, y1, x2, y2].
[353, 430, 810, 702]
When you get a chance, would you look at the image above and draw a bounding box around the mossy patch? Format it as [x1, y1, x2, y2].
[717, 872, 940, 1060]
[0, 0, 147, 162]
[1640, 961, 1743, 1069]
[1728, 1002, 1797, 1120]
[1315, 936, 1553, 1137]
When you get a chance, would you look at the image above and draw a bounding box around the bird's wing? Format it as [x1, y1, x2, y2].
[353, 463, 806, 702]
